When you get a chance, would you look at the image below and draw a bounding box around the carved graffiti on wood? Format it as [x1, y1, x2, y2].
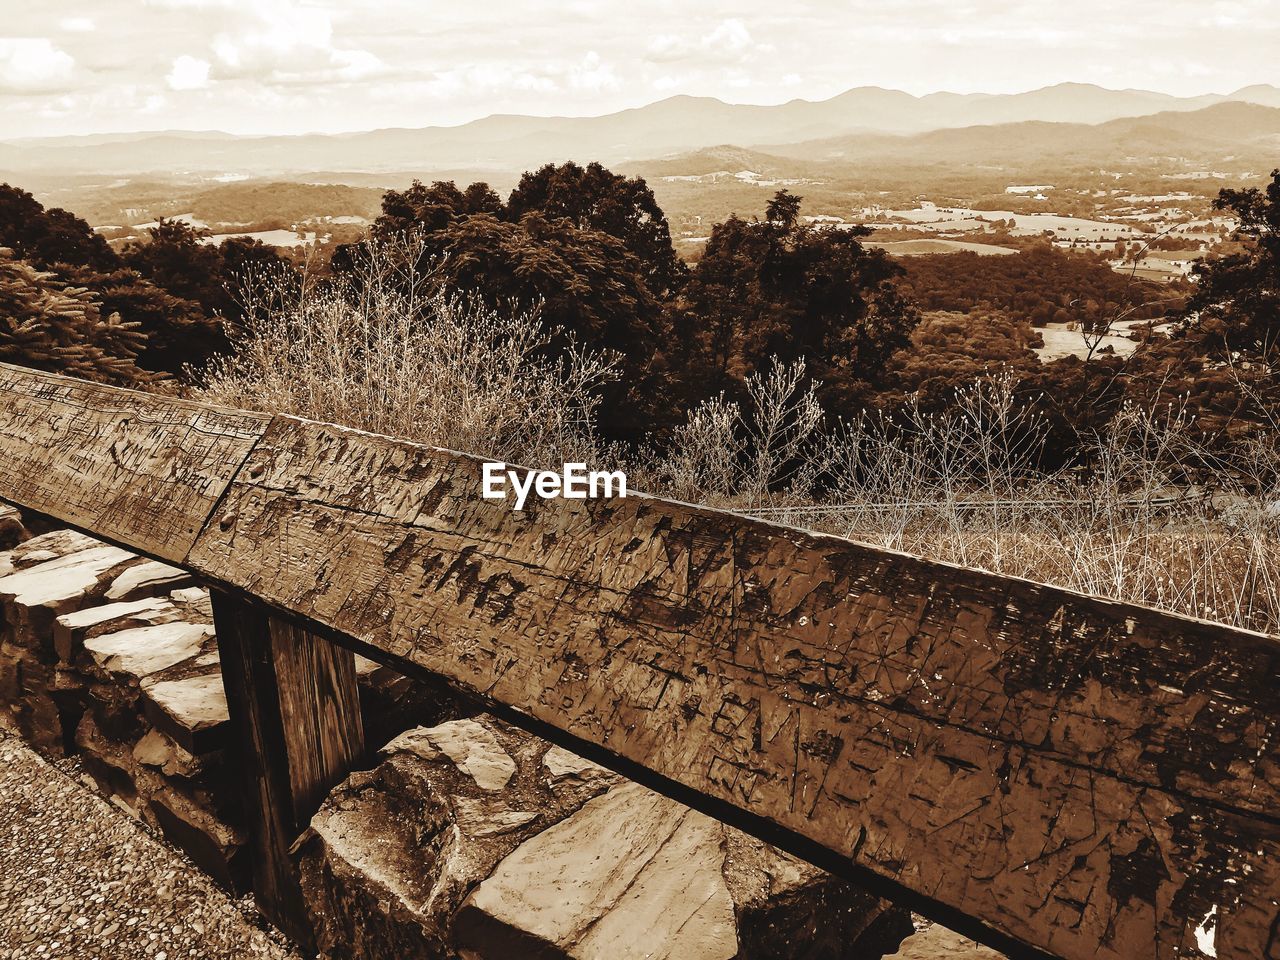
[0, 364, 269, 563]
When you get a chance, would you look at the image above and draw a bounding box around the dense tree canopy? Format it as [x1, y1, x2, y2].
[11, 161, 1269, 464]
[677, 193, 919, 414]
[352, 167, 685, 439]
[429, 212, 669, 439]
[901, 245, 1182, 328]
[0, 184, 297, 378]
[507, 162, 686, 298]
[886, 310, 1041, 406]
[0, 185, 119, 272]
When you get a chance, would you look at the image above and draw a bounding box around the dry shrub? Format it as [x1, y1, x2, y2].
[198, 231, 615, 468]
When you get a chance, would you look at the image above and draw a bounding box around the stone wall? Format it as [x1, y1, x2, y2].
[0, 505, 915, 959]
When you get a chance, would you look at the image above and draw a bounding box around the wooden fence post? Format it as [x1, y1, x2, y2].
[211, 589, 365, 949]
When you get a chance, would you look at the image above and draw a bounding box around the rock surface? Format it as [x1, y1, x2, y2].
[0, 503, 27, 551]
[885, 920, 1009, 960]
[104, 559, 196, 602]
[297, 715, 914, 960]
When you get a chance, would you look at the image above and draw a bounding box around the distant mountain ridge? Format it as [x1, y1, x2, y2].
[1, 82, 1277, 177]
[757, 101, 1280, 166]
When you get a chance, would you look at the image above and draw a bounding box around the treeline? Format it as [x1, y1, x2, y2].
[328, 166, 919, 440]
[1, 164, 1276, 461]
[188, 182, 383, 227]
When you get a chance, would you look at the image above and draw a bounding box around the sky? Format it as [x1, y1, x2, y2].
[2, 0, 1278, 138]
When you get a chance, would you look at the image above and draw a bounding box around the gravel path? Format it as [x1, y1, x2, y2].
[0, 726, 300, 960]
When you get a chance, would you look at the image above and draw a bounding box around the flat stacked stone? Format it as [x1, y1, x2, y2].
[0, 521, 469, 896]
[69, 587, 247, 889]
[0, 503, 27, 550]
[0, 529, 148, 753]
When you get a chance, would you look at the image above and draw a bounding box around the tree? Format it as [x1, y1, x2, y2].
[506, 162, 685, 297]
[765, 189, 802, 229]
[0, 184, 120, 272]
[124, 219, 226, 309]
[885, 310, 1041, 408]
[374, 179, 502, 237]
[343, 167, 686, 438]
[0, 247, 150, 384]
[677, 191, 918, 414]
[1181, 168, 1280, 359]
[121, 219, 233, 370]
[429, 211, 671, 440]
[56, 264, 214, 376]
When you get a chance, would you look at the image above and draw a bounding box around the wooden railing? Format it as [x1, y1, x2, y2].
[0, 361, 1276, 960]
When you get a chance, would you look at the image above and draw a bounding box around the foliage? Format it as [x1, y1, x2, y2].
[641, 368, 1280, 633]
[188, 181, 383, 227]
[0, 247, 150, 384]
[348, 169, 683, 440]
[1181, 168, 1280, 359]
[0, 184, 299, 379]
[885, 310, 1042, 406]
[507, 161, 686, 297]
[372, 178, 503, 237]
[676, 192, 919, 415]
[901, 245, 1183, 327]
[0, 184, 119, 272]
[199, 231, 616, 469]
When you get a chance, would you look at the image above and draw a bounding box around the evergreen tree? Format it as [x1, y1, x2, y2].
[0, 247, 150, 384]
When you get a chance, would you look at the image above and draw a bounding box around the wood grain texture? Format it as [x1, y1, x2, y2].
[268, 617, 365, 825]
[0, 363, 269, 563]
[211, 591, 364, 950]
[187, 418, 1280, 960]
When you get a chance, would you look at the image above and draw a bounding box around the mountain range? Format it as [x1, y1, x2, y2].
[1, 83, 1278, 178]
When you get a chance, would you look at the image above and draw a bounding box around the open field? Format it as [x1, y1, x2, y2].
[874, 205, 1149, 241]
[868, 239, 1018, 256]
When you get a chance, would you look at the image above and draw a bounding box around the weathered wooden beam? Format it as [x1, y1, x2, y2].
[187, 418, 1280, 960]
[211, 589, 364, 948]
[0, 364, 1277, 960]
[0, 363, 269, 564]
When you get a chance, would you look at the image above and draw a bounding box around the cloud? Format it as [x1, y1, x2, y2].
[143, 0, 238, 7]
[702, 19, 755, 56]
[646, 34, 689, 64]
[167, 54, 211, 90]
[0, 38, 76, 93]
[569, 51, 619, 94]
[645, 18, 773, 65]
[2, 0, 1278, 138]
[202, 0, 386, 85]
